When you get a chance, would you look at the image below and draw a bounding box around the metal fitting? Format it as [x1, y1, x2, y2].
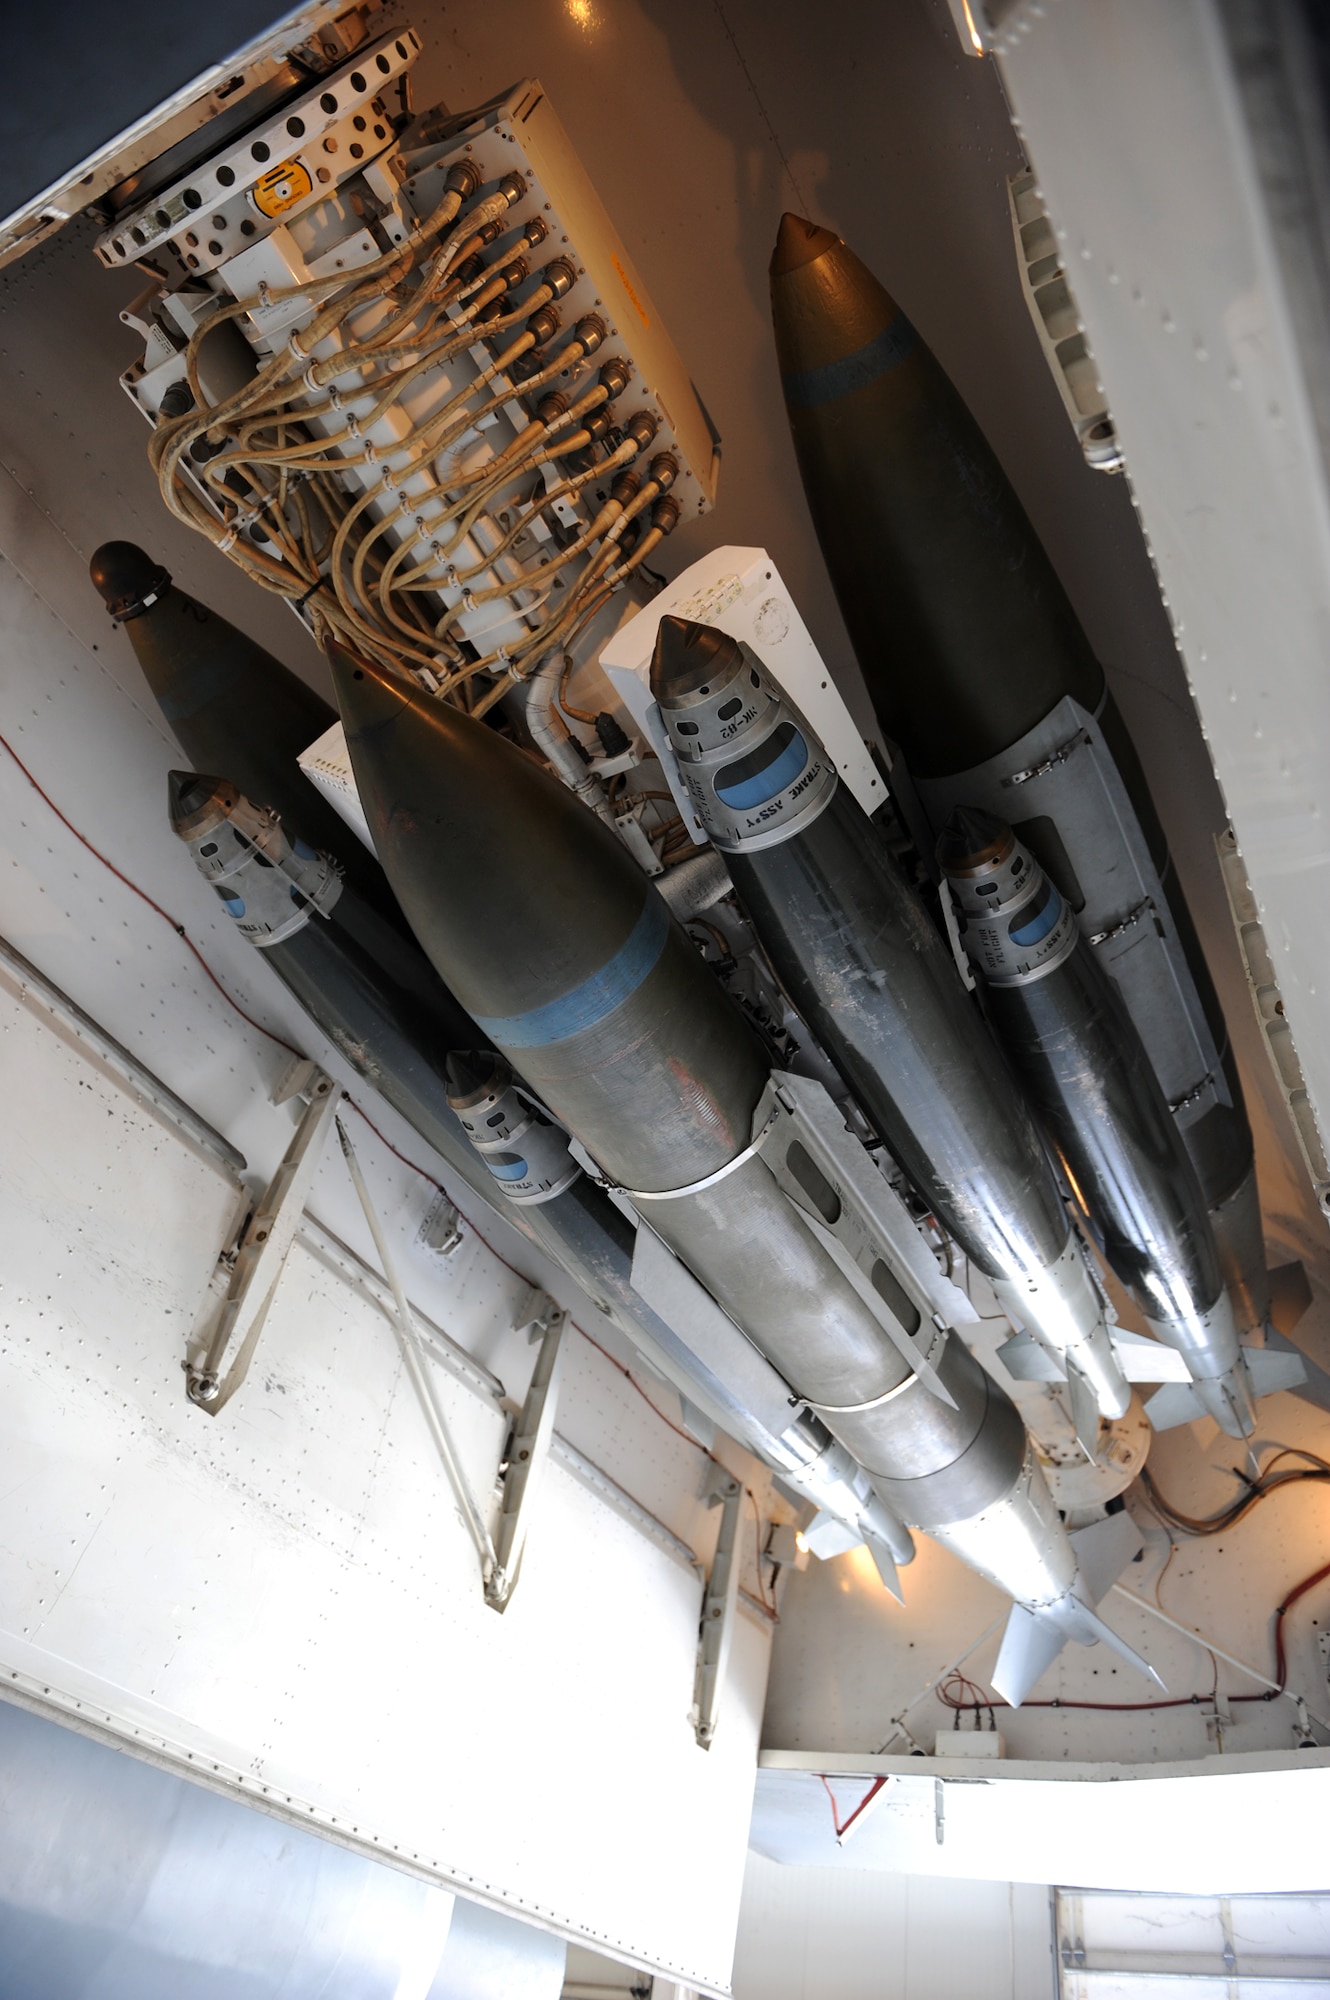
[651, 495, 680, 533]
[598, 358, 631, 401]
[499, 170, 528, 206]
[526, 303, 561, 345]
[445, 158, 483, 200]
[624, 408, 658, 449]
[649, 452, 678, 490]
[542, 256, 577, 300]
[574, 313, 606, 353]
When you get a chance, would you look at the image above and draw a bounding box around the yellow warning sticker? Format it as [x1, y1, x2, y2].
[251, 159, 313, 218]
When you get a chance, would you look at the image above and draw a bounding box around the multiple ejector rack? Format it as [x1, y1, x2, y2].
[87, 17, 1322, 1708]
[106, 35, 716, 720]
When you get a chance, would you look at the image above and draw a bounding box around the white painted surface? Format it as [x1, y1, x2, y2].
[5, 0, 1330, 1976]
[0, 961, 772, 1987]
[1055, 1885, 1330, 1996]
[0, 477, 775, 1988]
[992, 0, 1330, 1220]
[601, 546, 885, 838]
[762, 1257, 1330, 1766]
[732, 1853, 1055, 2000]
[750, 1753, 1330, 1896]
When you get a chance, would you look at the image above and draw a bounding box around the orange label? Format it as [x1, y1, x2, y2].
[611, 253, 650, 330]
[251, 159, 313, 218]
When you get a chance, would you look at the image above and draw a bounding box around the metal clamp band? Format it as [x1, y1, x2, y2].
[623, 1104, 780, 1204]
[806, 1376, 915, 1416]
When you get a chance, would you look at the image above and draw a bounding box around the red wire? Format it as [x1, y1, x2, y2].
[0, 726, 302, 1057]
[3, 726, 783, 1613]
[1274, 1559, 1330, 1694]
[937, 1552, 1330, 1718]
[819, 1773, 888, 1838]
[343, 1096, 455, 1190]
[573, 1315, 777, 1616]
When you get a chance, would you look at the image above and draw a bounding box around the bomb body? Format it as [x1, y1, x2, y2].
[445, 1051, 916, 1572]
[649, 614, 1127, 1425]
[168, 772, 511, 1219]
[939, 810, 1287, 1438]
[769, 216, 1266, 1333]
[171, 771, 904, 1562]
[330, 640, 1155, 1701]
[93, 542, 389, 914]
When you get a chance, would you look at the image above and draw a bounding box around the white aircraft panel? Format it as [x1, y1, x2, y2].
[0, 998, 770, 1989]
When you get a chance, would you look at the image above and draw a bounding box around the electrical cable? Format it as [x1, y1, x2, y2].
[1142, 1456, 1330, 1536]
[957, 1253, 1014, 1325]
[933, 1543, 1330, 1723]
[0, 722, 518, 1215]
[0, 725, 301, 1060]
[150, 166, 665, 706]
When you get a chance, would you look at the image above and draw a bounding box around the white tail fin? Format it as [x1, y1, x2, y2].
[1148, 1342, 1305, 1436]
[1108, 1327, 1192, 1382]
[991, 1603, 1069, 1707]
[1058, 1598, 1167, 1690]
[992, 1510, 1160, 1707]
[864, 1536, 904, 1605]
[1065, 1361, 1102, 1461]
[1265, 1323, 1330, 1416]
[997, 1329, 1064, 1382]
[1145, 1380, 1209, 1431]
[1069, 1510, 1144, 1605]
[1245, 1345, 1308, 1398]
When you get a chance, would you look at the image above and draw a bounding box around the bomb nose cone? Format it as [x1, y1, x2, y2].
[770, 211, 840, 278]
[325, 637, 416, 738]
[649, 615, 742, 704]
[937, 806, 1011, 874]
[167, 769, 231, 834]
[444, 1050, 501, 1106]
[769, 213, 907, 384]
[90, 542, 171, 621]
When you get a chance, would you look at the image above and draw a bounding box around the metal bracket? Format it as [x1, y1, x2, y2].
[487, 1303, 567, 1612]
[693, 1476, 743, 1749]
[0, 931, 246, 1180]
[1216, 825, 1330, 1222]
[416, 1188, 464, 1258]
[336, 1117, 499, 1585]
[754, 1072, 965, 1407]
[186, 1068, 341, 1410]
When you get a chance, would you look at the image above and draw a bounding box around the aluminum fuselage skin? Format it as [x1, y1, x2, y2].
[768, 220, 1264, 1328]
[329, 642, 1085, 1621]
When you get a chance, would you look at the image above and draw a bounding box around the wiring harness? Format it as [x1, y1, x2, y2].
[148, 157, 676, 714]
